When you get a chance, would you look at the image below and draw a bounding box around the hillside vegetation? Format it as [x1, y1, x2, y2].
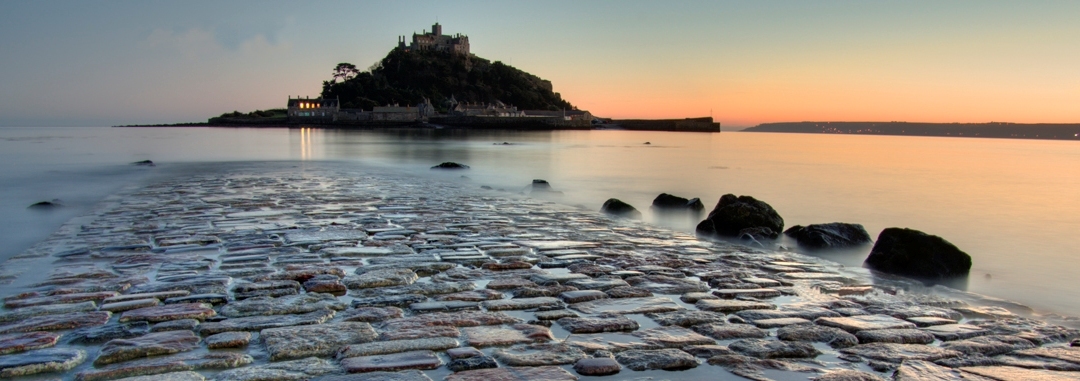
[321, 49, 574, 111]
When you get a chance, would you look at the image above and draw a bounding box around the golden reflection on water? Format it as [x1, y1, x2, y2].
[297, 127, 317, 160]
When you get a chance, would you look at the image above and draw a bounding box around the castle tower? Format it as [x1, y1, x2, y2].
[432, 22, 442, 37]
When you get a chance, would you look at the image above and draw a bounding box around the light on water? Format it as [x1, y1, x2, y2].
[1, 126, 1079, 318]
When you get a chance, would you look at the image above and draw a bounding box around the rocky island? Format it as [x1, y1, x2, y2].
[0, 161, 1076, 380]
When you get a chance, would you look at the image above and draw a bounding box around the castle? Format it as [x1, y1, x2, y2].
[398, 22, 470, 55]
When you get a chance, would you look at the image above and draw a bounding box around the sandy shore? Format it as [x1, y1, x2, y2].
[0, 162, 1077, 380]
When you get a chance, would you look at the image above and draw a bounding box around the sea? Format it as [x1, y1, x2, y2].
[1, 126, 1078, 318]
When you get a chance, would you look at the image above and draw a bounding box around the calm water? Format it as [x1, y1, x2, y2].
[1, 126, 1078, 317]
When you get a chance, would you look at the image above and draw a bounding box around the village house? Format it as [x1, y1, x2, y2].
[286, 97, 339, 123]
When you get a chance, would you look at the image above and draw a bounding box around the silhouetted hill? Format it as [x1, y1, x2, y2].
[745, 122, 1080, 141]
[321, 49, 574, 112]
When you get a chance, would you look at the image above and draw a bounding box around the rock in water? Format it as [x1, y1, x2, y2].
[650, 193, 705, 215]
[529, 179, 561, 195]
[27, 200, 62, 209]
[696, 194, 783, 239]
[430, 162, 469, 170]
[863, 228, 972, 279]
[132, 160, 155, 166]
[600, 199, 641, 219]
[784, 223, 872, 249]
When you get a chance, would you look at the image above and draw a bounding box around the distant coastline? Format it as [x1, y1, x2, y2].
[117, 116, 722, 133]
[744, 121, 1080, 141]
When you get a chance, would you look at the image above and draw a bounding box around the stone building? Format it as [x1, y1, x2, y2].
[398, 23, 470, 55]
[287, 97, 339, 122]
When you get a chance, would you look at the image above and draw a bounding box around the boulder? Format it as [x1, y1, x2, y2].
[784, 223, 872, 249]
[430, 162, 469, 170]
[863, 228, 972, 279]
[696, 194, 784, 239]
[600, 199, 641, 219]
[651, 193, 705, 215]
[131, 160, 155, 166]
[529, 179, 561, 195]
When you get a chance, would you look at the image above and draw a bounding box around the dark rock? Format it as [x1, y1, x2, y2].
[632, 326, 715, 348]
[261, 322, 377, 361]
[940, 335, 1036, 356]
[604, 286, 653, 298]
[696, 194, 784, 238]
[855, 329, 935, 344]
[341, 350, 442, 373]
[444, 366, 577, 381]
[816, 314, 917, 333]
[132, 160, 155, 166]
[0, 301, 97, 323]
[683, 345, 734, 358]
[863, 227, 972, 279]
[0, 311, 111, 334]
[163, 294, 228, 305]
[27, 200, 62, 210]
[67, 322, 150, 344]
[614, 348, 698, 371]
[338, 307, 404, 323]
[213, 357, 340, 381]
[728, 338, 821, 359]
[528, 179, 561, 195]
[600, 199, 641, 219]
[74, 352, 252, 381]
[840, 343, 962, 363]
[95, 330, 200, 366]
[738, 227, 777, 241]
[431, 162, 469, 170]
[447, 355, 497, 372]
[692, 323, 768, 340]
[219, 293, 345, 317]
[150, 319, 199, 332]
[338, 337, 459, 357]
[784, 223, 872, 249]
[119, 303, 214, 323]
[351, 294, 428, 308]
[574, 357, 620, 376]
[891, 359, 964, 380]
[776, 325, 859, 348]
[650, 193, 705, 215]
[492, 343, 587, 366]
[0, 332, 61, 355]
[645, 310, 727, 327]
[196, 308, 335, 335]
[0, 347, 86, 377]
[813, 369, 887, 381]
[204, 331, 251, 349]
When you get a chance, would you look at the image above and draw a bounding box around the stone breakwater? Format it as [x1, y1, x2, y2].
[0, 163, 1077, 381]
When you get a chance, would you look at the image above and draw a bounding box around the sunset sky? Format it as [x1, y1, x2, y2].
[1, 0, 1078, 127]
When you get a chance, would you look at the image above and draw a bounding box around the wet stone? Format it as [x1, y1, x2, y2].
[0, 347, 86, 377]
[683, 344, 734, 358]
[565, 278, 630, 291]
[464, 325, 551, 347]
[261, 321, 377, 361]
[493, 343, 588, 366]
[212, 357, 340, 381]
[484, 277, 537, 290]
[754, 317, 812, 328]
[312, 369, 434, 381]
[729, 338, 821, 359]
[343, 269, 418, 289]
[381, 311, 521, 330]
[962, 365, 1080, 381]
[352, 294, 427, 308]
[114, 371, 206, 381]
[119, 303, 214, 323]
[0, 301, 97, 323]
[95, 330, 200, 366]
[816, 314, 917, 333]
[693, 323, 768, 340]
[338, 337, 459, 357]
[906, 316, 958, 327]
[0, 331, 61, 355]
[67, 321, 150, 344]
[680, 292, 718, 303]
[303, 278, 347, 296]
[921, 323, 991, 341]
[777, 324, 859, 348]
[353, 281, 476, 297]
[892, 359, 964, 381]
[736, 304, 840, 322]
[570, 296, 682, 314]
[339, 306, 404, 322]
[559, 290, 607, 303]
[75, 352, 253, 381]
[101, 298, 161, 313]
[696, 299, 774, 313]
[714, 288, 782, 299]
[482, 297, 563, 311]
[855, 328, 936, 344]
[558, 315, 639, 333]
[447, 347, 483, 359]
[409, 300, 478, 313]
[164, 294, 228, 305]
[151, 319, 200, 332]
[204, 331, 251, 349]
[605, 286, 653, 298]
[646, 310, 727, 327]
[941, 334, 1036, 356]
[815, 369, 888, 381]
[4, 291, 118, 309]
[625, 275, 708, 294]
[531, 273, 589, 285]
[614, 348, 699, 371]
[1010, 346, 1080, 365]
[378, 325, 460, 341]
[444, 366, 578, 381]
[341, 350, 442, 373]
[840, 343, 962, 363]
[447, 355, 497, 372]
[632, 326, 715, 348]
[197, 308, 335, 335]
[219, 293, 346, 317]
[0, 311, 111, 334]
[434, 289, 503, 302]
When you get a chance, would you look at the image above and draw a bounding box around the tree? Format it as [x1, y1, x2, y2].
[332, 63, 359, 83]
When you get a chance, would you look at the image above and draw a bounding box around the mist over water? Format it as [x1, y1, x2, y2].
[1, 126, 1078, 317]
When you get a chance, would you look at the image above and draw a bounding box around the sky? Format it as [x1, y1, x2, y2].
[1, 0, 1078, 127]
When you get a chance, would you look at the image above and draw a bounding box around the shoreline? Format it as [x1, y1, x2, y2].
[0, 161, 1076, 380]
